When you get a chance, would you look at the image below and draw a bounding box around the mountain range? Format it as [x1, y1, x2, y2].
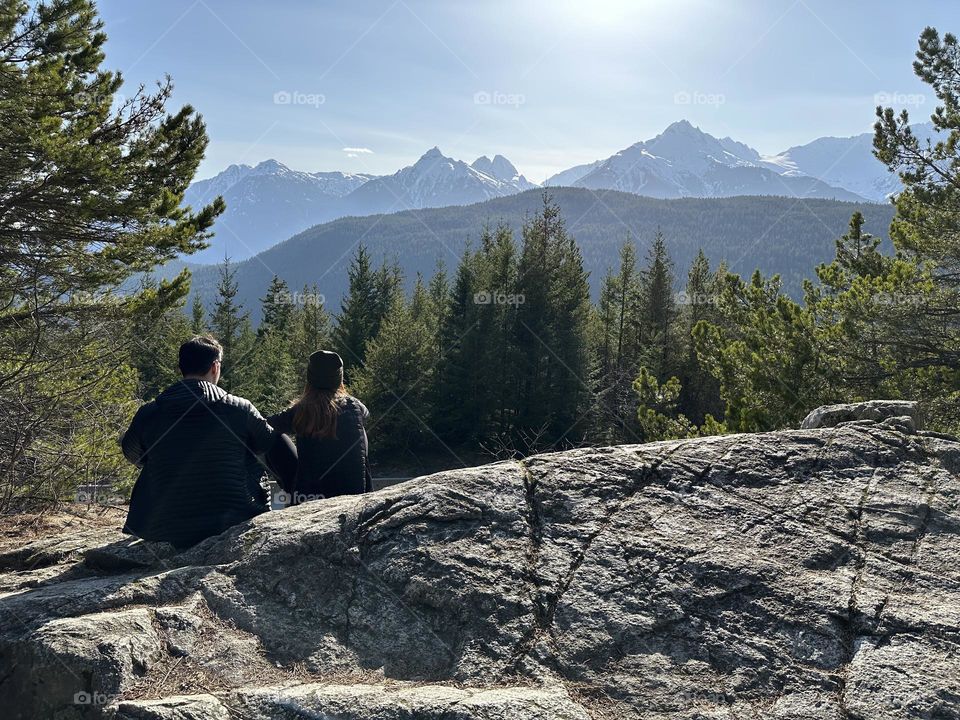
[544, 120, 876, 202]
[182, 161, 375, 264]
[184, 151, 535, 263]
[184, 120, 928, 264]
[545, 120, 935, 203]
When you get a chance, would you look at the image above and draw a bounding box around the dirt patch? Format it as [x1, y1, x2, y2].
[0, 504, 126, 554]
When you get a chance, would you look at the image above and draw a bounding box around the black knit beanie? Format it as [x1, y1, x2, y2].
[307, 350, 344, 390]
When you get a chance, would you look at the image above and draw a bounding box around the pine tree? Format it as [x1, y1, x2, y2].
[372, 259, 405, 330]
[253, 328, 297, 414]
[513, 206, 555, 440]
[637, 229, 679, 382]
[437, 246, 485, 441]
[410, 273, 430, 322]
[591, 239, 642, 442]
[250, 276, 298, 413]
[259, 276, 294, 338]
[591, 270, 619, 440]
[129, 279, 192, 400]
[290, 284, 332, 385]
[233, 319, 258, 399]
[513, 194, 591, 447]
[690, 26, 960, 435]
[867, 25, 960, 430]
[634, 368, 725, 441]
[482, 225, 522, 435]
[441, 224, 523, 443]
[692, 268, 829, 432]
[426, 260, 452, 417]
[210, 258, 253, 395]
[190, 296, 206, 335]
[0, 0, 222, 506]
[678, 249, 722, 423]
[354, 294, 433, 453]
[334, 245, 379, 380]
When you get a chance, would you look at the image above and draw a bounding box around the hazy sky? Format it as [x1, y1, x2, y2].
[97, 0, 956, 183]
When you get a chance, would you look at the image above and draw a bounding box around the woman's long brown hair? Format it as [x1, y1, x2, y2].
[291, 383, 347, 438]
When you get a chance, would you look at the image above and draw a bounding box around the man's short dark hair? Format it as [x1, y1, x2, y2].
[178, 335, 223, 376]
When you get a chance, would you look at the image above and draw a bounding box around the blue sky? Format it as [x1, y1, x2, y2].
[97, 0, 956, 183]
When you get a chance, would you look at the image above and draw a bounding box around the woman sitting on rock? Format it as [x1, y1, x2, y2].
[268, 350, 372, 505]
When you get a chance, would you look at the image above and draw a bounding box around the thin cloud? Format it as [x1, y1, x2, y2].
[342, 147, 374, 154]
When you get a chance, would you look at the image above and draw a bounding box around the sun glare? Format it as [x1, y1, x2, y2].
[553, 0, 675, 30]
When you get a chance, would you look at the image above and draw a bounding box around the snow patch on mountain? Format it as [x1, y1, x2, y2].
[544, 160, 603, 187]
[341, 148, 537, 213]
[562, 120, 867, 201]
[762, 123, 937, 202]
[471, 154, 537, 190]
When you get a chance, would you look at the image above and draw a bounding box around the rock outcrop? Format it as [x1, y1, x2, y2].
[1, 404, 958, 719]
[800, 399, 920, 431]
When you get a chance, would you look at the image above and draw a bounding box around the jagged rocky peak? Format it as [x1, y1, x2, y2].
[417, 146, 446, 161]
[471, 153, 536, 190]
[218, 162, 253, 179]
[472, 153, 517, 179]
[646, 119, 742, 157]
[250, 158, 289, 174]
[662, 117, 697, 133]
[1, 400, 957, 719]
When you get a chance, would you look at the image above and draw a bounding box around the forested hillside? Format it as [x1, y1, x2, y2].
[184, 189, 894, 322]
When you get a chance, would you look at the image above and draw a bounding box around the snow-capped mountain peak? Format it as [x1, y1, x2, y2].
[309, 171, 378, 197]
[643, 121, 758, 171]
[558, 120, 866, 201]
[760, 123, 936, 201]
[417, 146, 446, 163]
[185, 148, 539, 263]
[471, 154, 537, 190]
[338, 148, 538, 216]
[181, 159, 377, 263]
[409, 147, 461, 174]
[471, 153, 514, 179]
[185, 163, 253, 206]
[251, 158, 288, 175]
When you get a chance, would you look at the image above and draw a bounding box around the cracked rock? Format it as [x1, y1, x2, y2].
[0, 417, 957, 719]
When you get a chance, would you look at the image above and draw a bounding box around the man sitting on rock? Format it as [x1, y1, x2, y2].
[120, 335, 296, 549]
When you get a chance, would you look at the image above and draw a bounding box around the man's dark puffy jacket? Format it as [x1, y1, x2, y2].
[121, 379, 274, 549]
